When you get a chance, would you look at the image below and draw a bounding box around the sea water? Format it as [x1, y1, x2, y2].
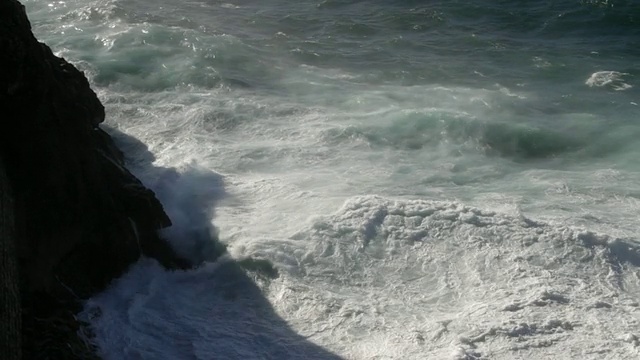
[25, 0, 640, 358]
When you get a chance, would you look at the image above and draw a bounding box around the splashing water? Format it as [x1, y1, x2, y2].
[25, 0, 640, 358]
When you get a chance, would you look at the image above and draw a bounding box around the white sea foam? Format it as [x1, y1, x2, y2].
[24, 1, 640, 358]
[79, 195, 640, 359]
[228, 195, 640, 359]
[585, 71, 633, 91]
[83, 61, 640, 360]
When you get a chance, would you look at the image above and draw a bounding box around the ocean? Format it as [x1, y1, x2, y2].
[25, 0, 640, 358]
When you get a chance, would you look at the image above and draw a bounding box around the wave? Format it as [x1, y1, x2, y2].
[77, 186, 640, 359]
[586, 71, 633, 91]
[80, 128, 341, 359]
[235, 195, 640, 359]
[25, 0, 640, 358]
[320, 109, 616, 161]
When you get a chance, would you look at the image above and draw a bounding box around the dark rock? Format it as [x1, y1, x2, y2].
[0, 156, 20, 360]
[0, 0, 190, 357]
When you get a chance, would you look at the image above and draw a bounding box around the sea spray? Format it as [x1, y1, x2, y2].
[26, 0, 640, 358]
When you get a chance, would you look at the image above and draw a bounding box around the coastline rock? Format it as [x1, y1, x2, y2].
[0, 0, 189, 357]
[0, 156, 20, 360]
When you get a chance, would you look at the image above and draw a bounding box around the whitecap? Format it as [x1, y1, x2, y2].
[585, 71, 633, 91]
[230, 195, 640, 359]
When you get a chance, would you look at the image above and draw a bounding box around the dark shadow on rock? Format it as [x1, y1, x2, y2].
[99, 128, 343, 359]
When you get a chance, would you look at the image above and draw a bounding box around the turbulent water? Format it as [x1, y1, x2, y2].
[25, 0, 640, 359]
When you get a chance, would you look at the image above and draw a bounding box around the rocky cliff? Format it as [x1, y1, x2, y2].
[0, 156, 20, 360]
[0, 0, 189, 358]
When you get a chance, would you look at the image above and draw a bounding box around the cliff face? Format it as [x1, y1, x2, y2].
[0, 156, 20, 360]
[0, 0, 188, 357]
